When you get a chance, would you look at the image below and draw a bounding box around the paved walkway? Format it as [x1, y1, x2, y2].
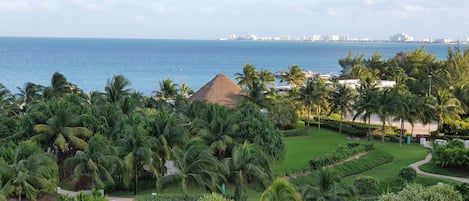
[409, 142, 469, 183]
[57, 188, 134, 201]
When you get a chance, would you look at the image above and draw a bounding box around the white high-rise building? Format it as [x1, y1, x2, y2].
[389, 33, 414, 42]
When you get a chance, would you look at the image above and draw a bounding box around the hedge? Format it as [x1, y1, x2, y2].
[334, 150, 394, 177]
[308, 142, 374, 170]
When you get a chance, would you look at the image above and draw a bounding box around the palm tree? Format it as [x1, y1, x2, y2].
[30, 100, 92, 179]
[16, 82, 44, 110]
[298, 78, 329, 131]
[105, 75, 132, 104]
[156, 79, 178, 101]
[311, 79, 330, 130]
[179, 83, 193, 99]
[299, 168, 352, 201]
[260, 178, 301, 201]
[353, 79, 379, 137]
[64, 134, 122, 189]
[259, 69, 276, 90]
[43, 72, 82, 99]
[157, 139, 226, 196]
[298, 80, 315, 131]
[192, 104, 236, 159]
[374, 88, 402, 149]
[235, 64, 259, 90]
[148, 108, 188, 149]
[239, 79, 271, 109]
[280, 65, 306, 89]
[224, 142, 272, 201]
[0, 141, 58, 201]
[329, 84, 355, 134]
[118, 113, 162, 195]
[0, 84, 20, 117]
[433, 89, 464, 130]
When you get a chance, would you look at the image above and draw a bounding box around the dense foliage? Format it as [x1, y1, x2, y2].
[4, 43, 469, 199]
[432, 140, 469, 168]
[378, 183, 463, 201]
[353, 175, 379, 196]
[399, 167, 417, 181]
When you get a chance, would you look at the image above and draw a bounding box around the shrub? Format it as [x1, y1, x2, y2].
[432, 140, 469, 168]
[354, 175, 379, 196]
[198, 193, 234, 201]
[399, 167, 417, 181]
[378, 177, 406, 194]
[378, 183, 463, 201]
[136, 194, 197, 201]
[59, 190, 107, 201]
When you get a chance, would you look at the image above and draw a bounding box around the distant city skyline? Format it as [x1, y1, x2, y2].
[1, 0, 469, 40]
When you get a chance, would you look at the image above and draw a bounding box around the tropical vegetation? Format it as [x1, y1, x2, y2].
[2, 44, 469, 200]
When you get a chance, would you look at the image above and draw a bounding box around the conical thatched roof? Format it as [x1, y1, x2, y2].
[189, 73, 241, 108]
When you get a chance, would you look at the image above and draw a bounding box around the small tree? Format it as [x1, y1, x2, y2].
[354, 176, 378, 196]
[198, 193, 233, 201]
[399, 167, 417, 182]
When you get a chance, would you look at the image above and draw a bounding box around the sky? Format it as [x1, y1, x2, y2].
[1, 0, 469, 40]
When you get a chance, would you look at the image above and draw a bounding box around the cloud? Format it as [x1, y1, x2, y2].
[0, 1, 34, 12]
[131, 15, 145, 22]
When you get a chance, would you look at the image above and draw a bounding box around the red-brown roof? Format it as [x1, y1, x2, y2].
[189, 73, 241, 108]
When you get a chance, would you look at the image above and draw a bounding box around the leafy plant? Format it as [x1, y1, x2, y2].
[399, 167, 417, 181]
[354, 175, 379, 196]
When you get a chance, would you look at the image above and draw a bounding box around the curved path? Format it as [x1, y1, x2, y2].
[409, 142, 469, 184]
[57, 188, 133, 201]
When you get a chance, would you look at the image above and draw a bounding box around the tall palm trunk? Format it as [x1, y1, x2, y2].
[134, 161, 138, 195]
[339, 111, 343, 134]
[18, 186, 22, 201]
[317, 107, 321, 130]
[367, 116, 371, 139]
[235, 170, 244, 201]
[381, 120, 385, 149]
[306, 105, 311, 133]
[399, 118, 404, 147]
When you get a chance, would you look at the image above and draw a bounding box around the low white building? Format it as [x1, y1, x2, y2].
[338, 79, 396, 89]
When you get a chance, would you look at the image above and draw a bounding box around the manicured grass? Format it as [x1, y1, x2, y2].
[110, 183, 262, 201]
[419, 163, 469, 178]
[344, 141, 429, 181]
[272, 127, 349, 176]
[334, 150, 394, 177]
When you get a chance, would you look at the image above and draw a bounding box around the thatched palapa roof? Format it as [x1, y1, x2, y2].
[189, 73, 241, 108]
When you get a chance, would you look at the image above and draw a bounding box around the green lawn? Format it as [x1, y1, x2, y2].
[419, 163, 469, 178]
[110, 183, 263, 201]
[347, 141, 429, 180]
[272, 127, 349, 176]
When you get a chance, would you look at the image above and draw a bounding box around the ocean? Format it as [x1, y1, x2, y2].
[0, 37, 456, 95]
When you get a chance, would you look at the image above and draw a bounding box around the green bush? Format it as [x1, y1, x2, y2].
[399, 167, 417, 181]
[354, 175, 379, 196]
[378, 177, 406, 194]
[378, 183, 463, 201]
[432, 140, 469, 168]
[136, 194, 197, 201]
[308, 142, 374, 170]
[319, 120, 367, 138]
[197, 193, 234, 201]
[58, 190, 106, 201]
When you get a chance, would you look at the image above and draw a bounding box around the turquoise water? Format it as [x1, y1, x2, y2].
[0, 37, 454, 95]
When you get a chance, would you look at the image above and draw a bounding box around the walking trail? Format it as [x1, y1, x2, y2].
[409, 142, 469, 184]
[57, 188, 134, 201]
